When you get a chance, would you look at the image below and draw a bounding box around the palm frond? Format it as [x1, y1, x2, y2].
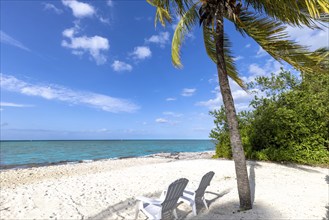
[300, 0, 329, 17]
[231, 11, 328, 74]
[147, 0, 195, 27]
[203, 25, 246, 89]
[223, 35, 246, 89]
[311, 47, 329, 68]
[202, 24, 217, 63]
[147, 0, 172, 27]
[172, 0, 194, 16]
[171, 4, 198, 68]
[244, 0, 329, 28]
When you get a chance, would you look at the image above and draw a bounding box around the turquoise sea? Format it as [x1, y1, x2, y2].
[0, 140, 215, 169]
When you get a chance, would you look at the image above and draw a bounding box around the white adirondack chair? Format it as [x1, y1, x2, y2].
[135, 178, 189, 220]
[178, 171, 215, 216]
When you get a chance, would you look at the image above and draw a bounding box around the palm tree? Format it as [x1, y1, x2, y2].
[147, 0, 329, 210]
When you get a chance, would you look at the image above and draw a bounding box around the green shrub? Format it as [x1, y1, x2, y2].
[210, 69, 329, 166]
[209, 107, 253, 159]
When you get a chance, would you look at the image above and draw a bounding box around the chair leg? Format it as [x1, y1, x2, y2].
[192, 203, 197, 216]
[202, 197, 208, 209]
[135, 203, 139, 220]
[135, 201, 143, 220]
[173, 209, 178, 219]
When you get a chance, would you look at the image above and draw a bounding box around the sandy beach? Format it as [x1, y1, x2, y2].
[0, 151, 328, 220]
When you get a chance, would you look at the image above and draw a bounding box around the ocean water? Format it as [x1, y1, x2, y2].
[0, 140, 215, 169]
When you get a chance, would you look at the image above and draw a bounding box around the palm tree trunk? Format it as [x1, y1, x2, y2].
[214, 2, 252, 210]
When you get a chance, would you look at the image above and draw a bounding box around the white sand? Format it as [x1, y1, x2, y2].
[0, 152, 328, 220]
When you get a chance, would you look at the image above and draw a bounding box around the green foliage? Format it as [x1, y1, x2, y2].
[210, 69, 329, 165]
[209, 107, 253, 159]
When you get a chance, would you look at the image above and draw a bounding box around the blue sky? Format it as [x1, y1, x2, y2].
[1, 0, 328, 140]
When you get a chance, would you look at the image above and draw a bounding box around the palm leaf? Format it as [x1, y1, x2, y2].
[230, 11, 328, 74]
[147, 0, 196, 27]
[172, 0, 194, 15]
[312, 47, 329, 68]
[147, 0, 172, 27]
[245, 0, 329, 28]
[203, 25, 246, 89]
[171, 4, 198, 68]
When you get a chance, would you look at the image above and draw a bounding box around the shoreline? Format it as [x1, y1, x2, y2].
[1, 151, 328, 219]
[0, 151, 214, 171]
[0, 151, 214, 189]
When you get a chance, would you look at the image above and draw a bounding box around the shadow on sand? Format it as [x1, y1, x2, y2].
[87, 189, 231, 220]
[176, 189, 232, 219]
[87, 186, 280, 220]
[86, 196, 137, 219]
[323, 176, 329, 220]
[86, 191, 162, 220]
[324, 205, 329, 220]
[278, 162, 323, 173]
[248, 161, 261, 205]
[187, 201, 278, 220]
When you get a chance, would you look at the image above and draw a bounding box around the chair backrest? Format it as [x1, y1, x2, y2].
[195, 171, 215, 200]
[161, 178, 189, 219]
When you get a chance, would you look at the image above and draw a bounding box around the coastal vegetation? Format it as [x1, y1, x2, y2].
[210, 69, 329, 166]
[148, 0, 329, 210]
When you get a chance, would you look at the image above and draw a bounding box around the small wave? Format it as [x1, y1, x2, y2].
[0, 160, 78, 170]
[81, 160, 93, 163]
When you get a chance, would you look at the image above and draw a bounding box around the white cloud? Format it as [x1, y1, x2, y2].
[232, 89, 250, 100]
[233, 56, 244, 61]
[166, 97, 177, 101]
[234, 103, 251, 111]
[99, 16, 110, 25]
[0, 31, 30, 51]
[286, 25, 329, 51]
[196, 79, 253, 112]
[63, 28, 75, 38]
[62, 27, 109, 65]
[62, 0, 95, 18]
[43, 3, 63, 14]
[146, 32, 170, 48]
[245, 59, 283, 82]
[0, 74, 139, 113]
[155, 117, 179, 125]
[155, 118, 168, 123]
[163, 112, 183, 117]
[0, 102, 34, 108]
[181, 88, 196, 97]
[107, 0, 114, 7]
[248, 64, 266, 76]
[196, 93, 221, 110]
[97, 128, 111, 133]
[131, 46, 152, 60]
[255, 46, 267, 58]
[208, 74, 218, 84]
[112, 60, 133, 72]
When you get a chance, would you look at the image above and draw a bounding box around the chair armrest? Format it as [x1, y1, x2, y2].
[160, 190, 166, 201]
[136, 196, 162, 205]
[183, 188, 195, 196]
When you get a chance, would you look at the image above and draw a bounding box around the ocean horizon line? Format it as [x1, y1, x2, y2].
[0, 138, 213, 142]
